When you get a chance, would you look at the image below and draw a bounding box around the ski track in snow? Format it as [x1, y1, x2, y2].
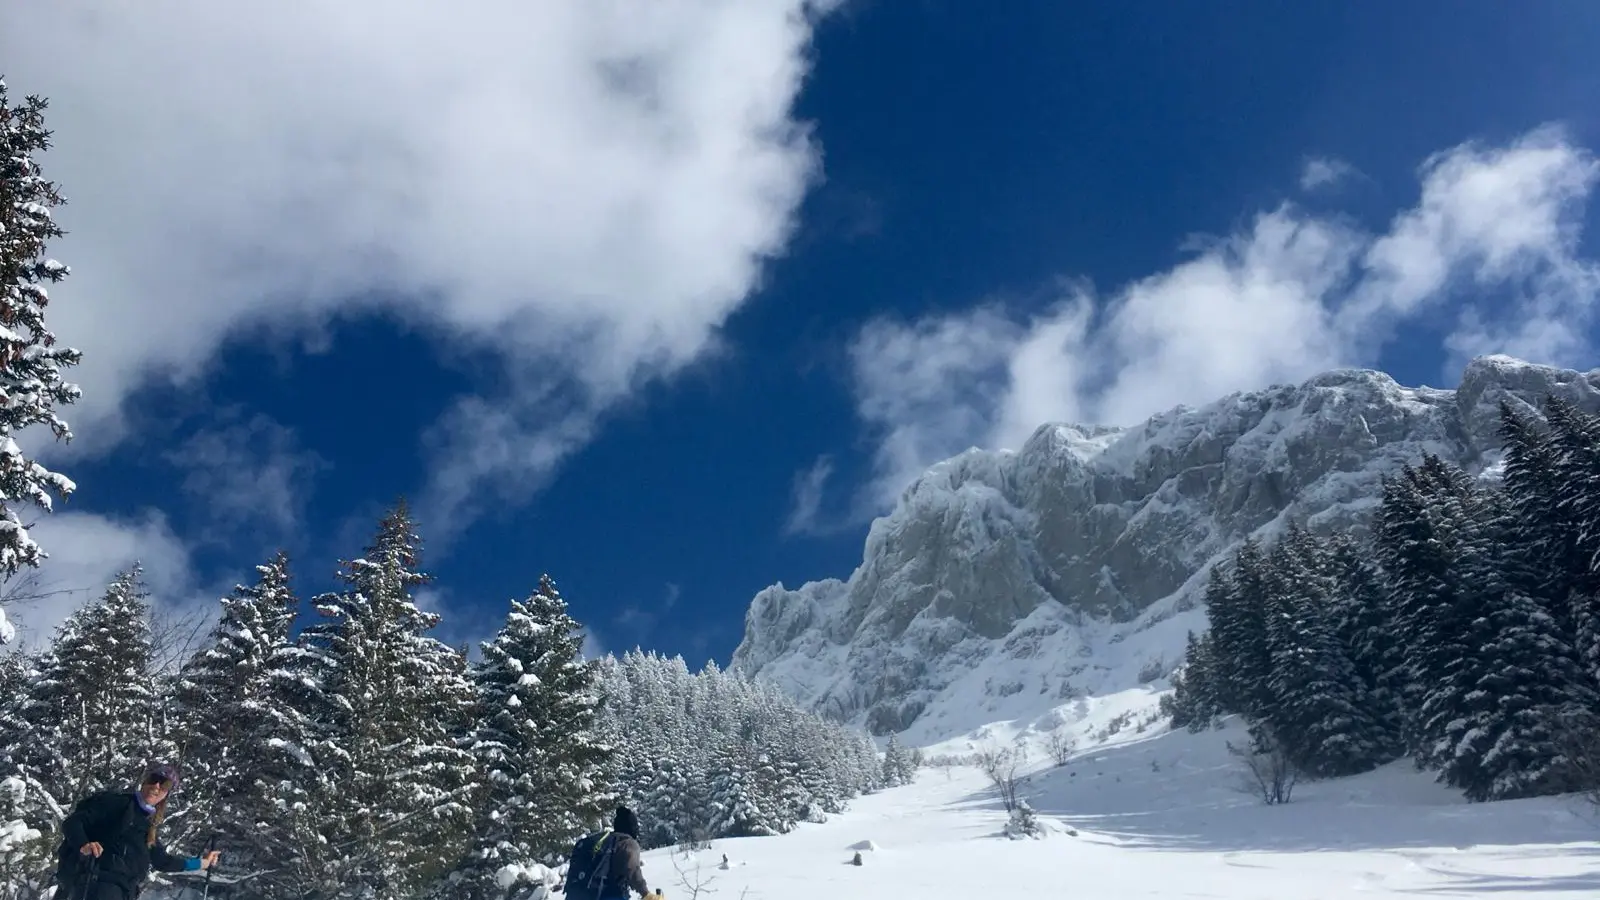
[643, 707, 1600, 900]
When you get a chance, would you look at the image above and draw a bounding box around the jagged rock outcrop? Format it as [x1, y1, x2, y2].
[731, 356, 1600, 741]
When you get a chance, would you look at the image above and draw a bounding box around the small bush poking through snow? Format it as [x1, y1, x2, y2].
[1003, 800, 1044, 840]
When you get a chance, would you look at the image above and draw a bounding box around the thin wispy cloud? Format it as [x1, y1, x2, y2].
[1300, 156, 1356, 192]
[783, 455, 837, 535]
[794, 126, 1600, 527]
[164, 411, 328, 544]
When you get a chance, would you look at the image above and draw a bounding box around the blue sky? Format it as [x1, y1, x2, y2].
[2, 1, 1599, 664]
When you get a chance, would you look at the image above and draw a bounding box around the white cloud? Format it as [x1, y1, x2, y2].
[1, 0, 843, 539]
[815, 126, 1600, 523]
[0, 511, 205, 652]
[578, 625, 609, 661]
[783, 455, 836, 535]
[1300, 157, 1355, 192]
[846, 306, 1024, 510]
[164, 412, 327, 542]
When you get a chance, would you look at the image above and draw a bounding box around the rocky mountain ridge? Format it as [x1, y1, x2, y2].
[731, 356, 1600, 743]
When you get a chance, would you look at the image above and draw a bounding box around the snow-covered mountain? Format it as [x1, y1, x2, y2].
[731, 355, 1600, 745]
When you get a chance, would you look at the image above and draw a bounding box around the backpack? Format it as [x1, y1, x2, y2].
[563, 829, 618, 900]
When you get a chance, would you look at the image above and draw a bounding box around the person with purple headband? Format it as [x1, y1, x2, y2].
[52, 763, 221, 899]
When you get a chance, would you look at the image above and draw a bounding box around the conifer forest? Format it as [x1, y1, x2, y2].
[1163, 398, 1600, 805]
[0, 502, 886, 900]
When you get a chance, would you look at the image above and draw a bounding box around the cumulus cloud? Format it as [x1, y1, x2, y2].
[0, 510, 207, 651]
[811, 126, 1600, 523]
[1, 0, 843, 539]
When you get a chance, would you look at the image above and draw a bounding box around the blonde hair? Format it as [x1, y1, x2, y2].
[146, 797, 167, 847]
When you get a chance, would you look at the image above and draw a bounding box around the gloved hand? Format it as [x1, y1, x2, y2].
[643, 891, 665, 900]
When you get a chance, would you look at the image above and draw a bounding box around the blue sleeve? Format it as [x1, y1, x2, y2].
[148, 843, 199, 873]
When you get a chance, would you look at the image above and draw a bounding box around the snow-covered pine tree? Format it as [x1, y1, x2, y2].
[1161, 630, 1223, 731]
[1425, 484, 1599, 801]
[1324, 533, 1404, 757]
[1392, 456, 1509, 776]
[0, 651, 55, 896]
[1373, 468, 1459, 760]
[0, 80, 82, 597]
[296, 502, 478, 896]
[19, 567, 162, 806]
[167, 552, 299, 862]
[447, 574, 616, 898]
[1260, 529, 1393, 777]
[1203, 541, 1272, 717]
[1497, 402, 1577, 626]
[1542, 396, 1600, 684]
[881, 734, 916, 786]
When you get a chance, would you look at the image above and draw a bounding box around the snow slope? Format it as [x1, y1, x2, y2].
[646, 707, 1600, 900]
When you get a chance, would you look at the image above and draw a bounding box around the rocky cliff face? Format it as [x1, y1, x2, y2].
[731, 356, 1600, 743]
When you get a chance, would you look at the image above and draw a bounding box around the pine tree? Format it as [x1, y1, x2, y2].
[1374, 468, 1461, 760]
[1205, 541, 1272, 717]
[881, 734, 916, 786]
[448, 574, 616, 897]
[1543, 397, 1600, 684]
[1162, 630, 1223, 731]
[168, 552, 300, 859]
[1325, 534, 1404, 756]
[19, 567, 161, 805]
[1497, 401, 1576, 624]
[0, 80, 83, 585]
[297, 502, 478, 896]
[1260, 531, 1392, 776]
[0, 650, 54, 895]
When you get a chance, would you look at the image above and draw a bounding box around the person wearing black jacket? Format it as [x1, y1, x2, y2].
[54, 763, 221, 899]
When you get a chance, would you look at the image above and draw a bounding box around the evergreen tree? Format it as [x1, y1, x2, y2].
[1325, 534, 1404, 755]
[1163, 630, 1223, 731]
[881, 734, 916, 786]
[0, 651, 54, 895]
[19, 567, 161, 805]
[447, 574, 616, 897]
[1260, 531, 1392, 776]
[168, 552, 300, 858]
[1373, 468, 1460, 759]
[0, 79, 82, 586]
[1204, 541, 1272, 717]
[297, 502, 479, 896]
[1544, 397, 1600, 683]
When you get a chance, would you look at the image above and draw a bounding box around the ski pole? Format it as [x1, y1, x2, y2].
[78, 854, 99, 900]
[201, 833, 219, 900]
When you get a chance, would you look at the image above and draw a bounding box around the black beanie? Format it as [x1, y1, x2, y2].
[613, 805, 639, 838]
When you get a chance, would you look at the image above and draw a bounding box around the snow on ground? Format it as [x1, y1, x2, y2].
[648, 711, 1600, 900]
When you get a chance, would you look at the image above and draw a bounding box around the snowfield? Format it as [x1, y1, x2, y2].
[646, 709, 1600, 900]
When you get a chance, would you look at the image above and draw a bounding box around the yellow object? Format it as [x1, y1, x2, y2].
[643, 892, 665, 900]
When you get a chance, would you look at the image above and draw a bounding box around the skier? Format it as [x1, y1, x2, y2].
[563, 806, 659, 900]
[53, 763, 222, 900]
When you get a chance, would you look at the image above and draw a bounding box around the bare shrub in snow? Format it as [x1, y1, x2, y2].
[671, 849, 719, 900]
[1046, 727, 1076, 767]
[1228, 733, 1299, 805]
[977, 743, 1026, 812]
